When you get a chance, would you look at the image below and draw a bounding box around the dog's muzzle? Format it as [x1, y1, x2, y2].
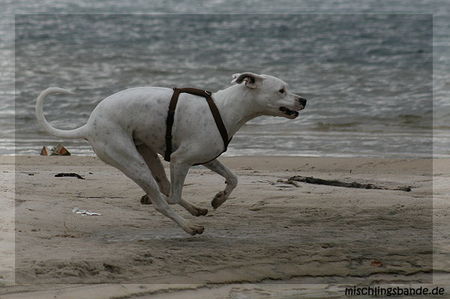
[279, 97, 307, 118]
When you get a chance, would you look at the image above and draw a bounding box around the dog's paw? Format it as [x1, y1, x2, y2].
[140, 194, 152, 205]
[193, 207, 208, 217]
[211, 191, 228, 209]
[185, 224, 205, 235]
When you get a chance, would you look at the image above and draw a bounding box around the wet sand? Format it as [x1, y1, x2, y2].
[0, 156, 449, 297]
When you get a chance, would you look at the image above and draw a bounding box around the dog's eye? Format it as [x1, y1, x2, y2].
[279, 88, 285, 94]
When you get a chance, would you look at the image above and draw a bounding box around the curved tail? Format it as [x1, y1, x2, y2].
[35, 87, 88, 139]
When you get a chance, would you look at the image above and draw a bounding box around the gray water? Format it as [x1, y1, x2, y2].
[2, 1, 450, 157]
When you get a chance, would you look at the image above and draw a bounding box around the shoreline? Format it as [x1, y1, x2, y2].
[1, 156, 449, 297]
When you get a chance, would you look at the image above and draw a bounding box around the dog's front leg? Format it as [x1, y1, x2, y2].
[203, 159, 238, 209]
[167, 160, 208, 217]
[167, 161, 190, 205]
[137, 144, 208, 217]
[165, 160, 204, 234]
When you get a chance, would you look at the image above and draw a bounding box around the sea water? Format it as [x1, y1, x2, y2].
[2, 1, 449, 157]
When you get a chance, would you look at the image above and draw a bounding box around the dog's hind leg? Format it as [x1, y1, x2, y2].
[136, 144, 171, 199]
[137, 144, 208, 217]
[203, 159, 238, 209]
[92, 131, 204, 235]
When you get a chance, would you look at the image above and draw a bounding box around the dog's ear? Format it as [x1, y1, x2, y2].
[231, 72, 265, 89]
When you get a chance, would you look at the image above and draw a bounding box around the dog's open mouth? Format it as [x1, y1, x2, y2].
[279, 106, 300, 118]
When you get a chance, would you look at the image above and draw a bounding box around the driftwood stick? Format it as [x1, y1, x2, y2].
[54, 173, 85, 180]
[286, 176, 411, 192]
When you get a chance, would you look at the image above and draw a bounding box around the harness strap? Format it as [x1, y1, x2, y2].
[164, 87, 230, 163]
[164, 88, 181, 161]
[204, 93, 230, 153]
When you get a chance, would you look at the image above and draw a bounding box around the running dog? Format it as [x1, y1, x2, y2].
[36, 72, 307, 235]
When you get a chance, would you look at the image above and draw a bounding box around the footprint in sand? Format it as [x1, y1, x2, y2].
[249, 201, 265, 211]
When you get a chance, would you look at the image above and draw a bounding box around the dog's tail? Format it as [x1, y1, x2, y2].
[35, 87, 88, 139]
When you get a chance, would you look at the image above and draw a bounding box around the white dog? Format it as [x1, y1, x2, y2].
[36, 72, 307, 235]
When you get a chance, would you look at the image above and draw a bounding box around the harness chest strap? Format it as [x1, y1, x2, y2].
[164, 87, 231, 163]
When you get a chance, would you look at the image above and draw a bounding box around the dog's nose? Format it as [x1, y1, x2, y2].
[297, 97, 307, 107]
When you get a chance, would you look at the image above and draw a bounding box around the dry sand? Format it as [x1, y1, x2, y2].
[0, 156, 449, 298]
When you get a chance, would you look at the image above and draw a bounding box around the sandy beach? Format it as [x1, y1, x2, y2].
[1, 155, 449, 298]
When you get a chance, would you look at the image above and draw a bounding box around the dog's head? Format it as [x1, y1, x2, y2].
[231, 72, 307, 119]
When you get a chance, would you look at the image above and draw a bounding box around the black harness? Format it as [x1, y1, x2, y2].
[164, 87, 231, 164]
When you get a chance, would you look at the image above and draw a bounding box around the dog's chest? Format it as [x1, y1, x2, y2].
[130, 94, 225, 159]
[172, 98, 225, 154]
